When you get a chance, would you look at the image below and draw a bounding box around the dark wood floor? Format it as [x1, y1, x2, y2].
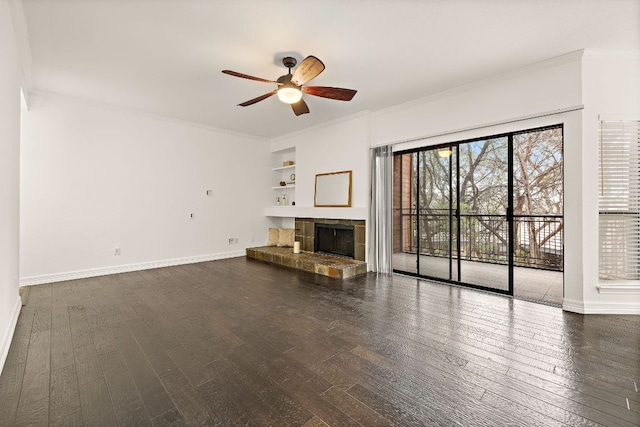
[1, 257, 639, 426]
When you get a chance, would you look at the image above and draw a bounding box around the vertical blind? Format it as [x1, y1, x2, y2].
[599, 120, 640, 281]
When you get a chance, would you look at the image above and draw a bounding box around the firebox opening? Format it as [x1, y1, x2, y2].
[314, 223, 355, 259]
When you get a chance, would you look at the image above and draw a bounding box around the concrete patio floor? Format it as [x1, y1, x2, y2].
[393, 252, 563, 306]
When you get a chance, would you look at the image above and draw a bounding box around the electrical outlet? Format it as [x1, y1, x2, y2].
[114, 247, 121, 256]
[228, 237, 238, 244]
[189, 213, 194, 219]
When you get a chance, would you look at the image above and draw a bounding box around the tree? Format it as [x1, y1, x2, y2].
[513, 128, 563, 268]
[396, 127, 563, 270]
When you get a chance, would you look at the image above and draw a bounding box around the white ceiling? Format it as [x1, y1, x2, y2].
[20, 0, 640, 139]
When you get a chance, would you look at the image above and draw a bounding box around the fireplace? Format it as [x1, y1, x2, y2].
[314, 223, 355, 258]
[295, 218, 365, 261]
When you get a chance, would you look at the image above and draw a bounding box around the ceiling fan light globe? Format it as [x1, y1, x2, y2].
[277, 87, 302, 104]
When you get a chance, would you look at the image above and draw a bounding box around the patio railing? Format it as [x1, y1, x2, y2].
[395, 208, 563, 271]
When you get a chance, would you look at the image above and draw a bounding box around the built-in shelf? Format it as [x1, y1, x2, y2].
[270, 147, 297, 223]
[264, 206, 367, 219]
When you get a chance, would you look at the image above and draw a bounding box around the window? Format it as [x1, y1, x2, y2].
[599, 120, 640, 282]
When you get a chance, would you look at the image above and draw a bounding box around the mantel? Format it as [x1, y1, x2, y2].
[264, 206, 367, 220]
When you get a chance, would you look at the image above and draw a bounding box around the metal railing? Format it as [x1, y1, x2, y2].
[394, 208, 563, 271]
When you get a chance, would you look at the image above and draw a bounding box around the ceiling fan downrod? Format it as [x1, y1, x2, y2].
[282, 57, 297, 74]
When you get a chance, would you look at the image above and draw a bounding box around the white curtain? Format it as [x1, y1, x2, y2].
[368, 145, 393, 273]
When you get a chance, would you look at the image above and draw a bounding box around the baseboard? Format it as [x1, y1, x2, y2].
[0, 295, 22, 376]
[561, 298, 585, 313]
[19, 250, 246, 286]
[563, 298, 640, 314]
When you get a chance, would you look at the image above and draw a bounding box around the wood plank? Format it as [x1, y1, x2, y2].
[196, 375, 258, 426]
[92, 326, 118, 355]
[0, 362, 25, 426]
[158, 368, 221, 426]
[202, 358, 296, 427]
[30, 302, 51, 334]
[18, 330, 50, 407]
[4, 304, 35, 368]
[321, 386, 393, 426]
[68, 305, 93, 349]
[49, 364, 81, 425]
[166, 342, 219, 387]
[114, 328, 175, 419]
[301, 417, 330, 427]
[127, 319, 180, 379]
[151, 408, 187, 427]
[50, 305, 75, 370]
[73, 343, 102, 385]
[98, 350, 152, 426]
[344, 382, 431, 426]
[219, 346, 314, 425]
[50, 411, 83, 427]
[14, 397, 48, 427]
[77, 373, 118, 426]
[271, 367, 361, 427]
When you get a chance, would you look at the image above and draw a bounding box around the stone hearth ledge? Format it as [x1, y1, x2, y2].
[246, 246, 367, 279]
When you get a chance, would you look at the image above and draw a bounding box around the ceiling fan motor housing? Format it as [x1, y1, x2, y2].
[277, 74, 295, 86]
[282, 57, 297, 69]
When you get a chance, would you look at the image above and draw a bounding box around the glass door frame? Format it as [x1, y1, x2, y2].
[393, 124, 564, 297]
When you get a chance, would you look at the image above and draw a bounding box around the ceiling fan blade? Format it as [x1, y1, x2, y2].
[291, 56, 325, 86]
[238, 90, 277, 107]
[291, 99, 310, 116]
[222, 70, 277, 84]
[302, 86, 357, 101]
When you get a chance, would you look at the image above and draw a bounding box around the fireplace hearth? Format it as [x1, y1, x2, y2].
[315, 223, 355, 258]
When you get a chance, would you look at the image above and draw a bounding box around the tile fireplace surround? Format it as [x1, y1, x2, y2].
[245, 218, 367, 279]
[295, 217, 366, 261]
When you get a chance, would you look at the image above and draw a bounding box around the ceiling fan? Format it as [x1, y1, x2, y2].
[222, 56, 357, 116]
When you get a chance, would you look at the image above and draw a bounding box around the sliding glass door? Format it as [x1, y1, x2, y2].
[417, 148, 455, 281]
[457, 137, 510, 291]
[392, 126, 563, 300]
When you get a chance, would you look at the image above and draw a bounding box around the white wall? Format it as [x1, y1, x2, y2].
[271, 113, 371, 220]
[20, 93, 273, 284]
[0, 0, 23, 373]
[372, 51, 583, 147]
[577, 51, 640, 313]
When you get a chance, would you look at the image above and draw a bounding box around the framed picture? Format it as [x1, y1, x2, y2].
[314, 170, 352, 207]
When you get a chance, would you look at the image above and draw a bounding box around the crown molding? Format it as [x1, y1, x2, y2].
[270, 110, 372, 145]
[582, 49, 640, 59]
[27, 89, 268, 143]
[374, 50, 585, 118]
